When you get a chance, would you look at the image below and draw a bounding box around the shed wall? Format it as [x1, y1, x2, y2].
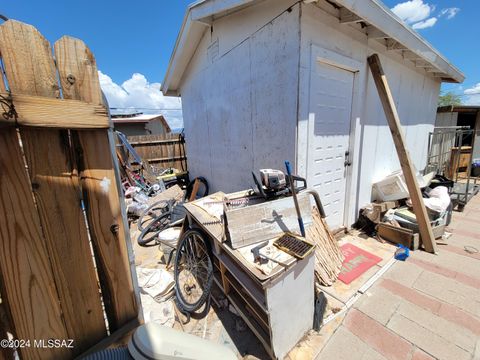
[435, 112, 458, 128]
[114, 123, 148, 137]
[180, 0, 300, 192]
[114, 119, 169, 137]
[297, 2, 441, 225]
[178, 0, 442, 226]
[145, 119, 169, 136]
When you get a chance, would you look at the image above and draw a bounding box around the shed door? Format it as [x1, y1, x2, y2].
[307, 60, 354, 229]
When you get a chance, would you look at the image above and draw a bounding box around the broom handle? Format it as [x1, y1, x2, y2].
[285, 161, 305, 237]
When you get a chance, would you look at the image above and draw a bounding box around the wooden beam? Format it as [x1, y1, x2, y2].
[367, 54, 437, 254]
[413, 60, 433, 68]
[377, 223, 419, 250]
[386, 39, 407, 51]
[402, 50, 423, 60]
[188, 178, 201, 202]
[366, 25, 387, 39]
[339, 7, 362, 23]
[128, 138, 183, 146]
[131, 155, 187, 164]
[0, 92, 110, 128]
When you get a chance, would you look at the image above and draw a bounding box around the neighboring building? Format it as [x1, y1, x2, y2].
[161, 0, 463, 229]
[436, 106, 480, 161]
[112, 113, 171, 137]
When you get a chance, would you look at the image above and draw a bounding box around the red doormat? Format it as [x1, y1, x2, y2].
[338, 243, 382, 285]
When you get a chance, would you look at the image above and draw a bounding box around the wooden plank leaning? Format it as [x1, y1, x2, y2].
[367, 54, 437, 253]
[0, 19, 108, 355]
[54, 36, 139, 330]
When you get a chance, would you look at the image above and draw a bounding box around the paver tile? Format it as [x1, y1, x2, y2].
[315, 326, 387, 360]
[394, 301, 477, 352]
[411, 348, 435, 360]
[354, 286, 402, 325]
[387, 314, 471, 360]
[412, 271, 480, 318]
[383, 260, 423, 287]
[344, 309, 412, 360]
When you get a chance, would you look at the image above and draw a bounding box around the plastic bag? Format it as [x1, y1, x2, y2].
[424, 186, 450, 214]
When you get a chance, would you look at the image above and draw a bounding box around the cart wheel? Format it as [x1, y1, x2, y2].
[174, 229, 213, 313]
[457, 204, 465, 212]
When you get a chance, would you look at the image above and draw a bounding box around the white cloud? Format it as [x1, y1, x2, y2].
[412, 17, 437, 29]
[440, 7, 460, 19]
[391, 0, 458, 30]
[392, 0, 433, 24]
[98, 71, 183, 130]
[464, 83, 480, 105]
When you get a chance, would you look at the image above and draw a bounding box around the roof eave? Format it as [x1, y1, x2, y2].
[334, 0, 464, 83]
[161, 0, 465, 94]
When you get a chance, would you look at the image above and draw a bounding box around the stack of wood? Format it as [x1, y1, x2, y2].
[306, 208, 344, 286]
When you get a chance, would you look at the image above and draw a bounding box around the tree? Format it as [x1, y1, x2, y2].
[438, 91, 462, 107]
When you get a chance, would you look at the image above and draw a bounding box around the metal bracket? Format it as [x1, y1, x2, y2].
[0, 91, 18, 123]
[344, 150, 352, 167]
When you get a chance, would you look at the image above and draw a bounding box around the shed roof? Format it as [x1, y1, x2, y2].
[111, 114, 171, 132]
[161, 0, 464, 96]
[437, 105, 480, 114]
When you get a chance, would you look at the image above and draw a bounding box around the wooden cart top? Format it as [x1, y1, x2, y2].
[183, 191, 311, 284]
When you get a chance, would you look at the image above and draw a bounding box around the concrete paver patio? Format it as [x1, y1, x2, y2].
[315, 193, 480, 360]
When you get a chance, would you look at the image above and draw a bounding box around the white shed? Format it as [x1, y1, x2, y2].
[161, 0, 463, 229]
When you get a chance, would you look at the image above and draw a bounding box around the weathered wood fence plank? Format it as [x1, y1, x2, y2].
[55, 36, 138, 330]
[126, 133, 187, 172]
[0, 93, 110, 128]
[0, 20, 140, 357]
[0, 129, 70, 360]
[0, 20, 108, 356]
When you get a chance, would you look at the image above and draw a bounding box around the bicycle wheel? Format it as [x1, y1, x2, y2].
[137, 200, 171, 232]
[174, 229, 213, 312]
[137, 211, 172, 246]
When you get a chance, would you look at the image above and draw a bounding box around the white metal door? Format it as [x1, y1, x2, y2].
[307, 60, 354, 229]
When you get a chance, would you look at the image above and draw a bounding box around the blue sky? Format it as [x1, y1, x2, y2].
[2, 1, 190, 83]
[2, 0, 479, 126]
[383, 0, 480, 103]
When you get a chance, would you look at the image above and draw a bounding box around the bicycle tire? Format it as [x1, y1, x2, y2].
[174, 229, 213, 313]
[137, 211, 172, 246]
[137, 200, 171, 232]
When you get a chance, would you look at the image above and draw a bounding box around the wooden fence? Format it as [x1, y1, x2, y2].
[0, 20, 139, 359]
[126, 133, 188, 172]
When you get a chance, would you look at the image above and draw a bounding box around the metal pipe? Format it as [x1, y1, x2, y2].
[304, 188, 326, 218]
[285, 161, 305, 237]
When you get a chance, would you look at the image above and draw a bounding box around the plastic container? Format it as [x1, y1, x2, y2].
[429, 175, 454, 189]
[394, 244, 410, 261]
[472, 159, 480, 177]
[373, 170, 426, 201]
